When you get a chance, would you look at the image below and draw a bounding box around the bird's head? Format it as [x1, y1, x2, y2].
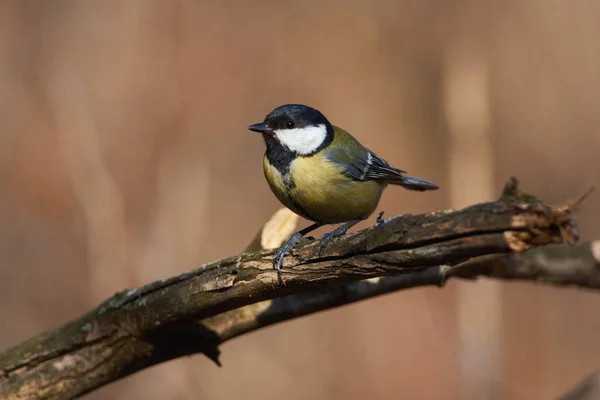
[248, 104, 333, 155]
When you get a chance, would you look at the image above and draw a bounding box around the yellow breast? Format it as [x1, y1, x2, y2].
[263, 153, 384, 224]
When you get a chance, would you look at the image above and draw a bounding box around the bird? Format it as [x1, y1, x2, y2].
[248, 104, 438, 278]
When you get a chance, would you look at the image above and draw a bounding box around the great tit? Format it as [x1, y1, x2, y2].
[248, 104, 438, 277]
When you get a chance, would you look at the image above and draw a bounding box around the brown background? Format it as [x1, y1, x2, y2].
[1, 1, 599, 399]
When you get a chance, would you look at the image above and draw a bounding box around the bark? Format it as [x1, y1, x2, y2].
[0, 178, 595, 400]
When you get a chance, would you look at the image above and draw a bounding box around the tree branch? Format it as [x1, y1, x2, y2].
[559, 370, 600, 400]
[0, 179, 593, 399]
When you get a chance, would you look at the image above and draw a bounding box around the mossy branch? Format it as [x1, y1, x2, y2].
[0, 178, 596, 400]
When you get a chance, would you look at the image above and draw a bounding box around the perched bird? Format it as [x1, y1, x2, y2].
[248, 104, 438, 277]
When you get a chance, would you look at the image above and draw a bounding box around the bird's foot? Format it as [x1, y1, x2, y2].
[273, 232, 303, 281]
[318, 219, 363, 255]
[272, 222, 322, 282]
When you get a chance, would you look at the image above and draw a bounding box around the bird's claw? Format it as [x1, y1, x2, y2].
[318, 222, 357, 255]
[272, 232, 303, 281]
[318, 231, 336, 255]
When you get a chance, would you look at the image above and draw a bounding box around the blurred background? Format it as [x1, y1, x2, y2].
[0, 0, 599, 399]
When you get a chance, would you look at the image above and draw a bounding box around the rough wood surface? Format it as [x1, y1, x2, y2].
[0, 179, 595, 400]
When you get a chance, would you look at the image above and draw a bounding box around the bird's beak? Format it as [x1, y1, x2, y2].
[248, 122, 270, 134]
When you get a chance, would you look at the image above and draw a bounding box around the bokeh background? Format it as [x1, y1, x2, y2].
[1, 1, 599, 399]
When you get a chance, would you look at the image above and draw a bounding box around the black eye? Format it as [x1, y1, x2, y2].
[286, 120, 295, 129]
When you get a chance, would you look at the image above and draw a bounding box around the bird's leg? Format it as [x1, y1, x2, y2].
[273, 222, 322, 280]
[318, 218, 365, 255]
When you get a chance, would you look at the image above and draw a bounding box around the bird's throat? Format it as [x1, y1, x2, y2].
[263, 134, 296, 174]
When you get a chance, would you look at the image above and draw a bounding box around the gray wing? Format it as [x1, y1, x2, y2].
[362, 151, 406, 180]
[324, 145, 405, 181]
[325, 146, 438, 191]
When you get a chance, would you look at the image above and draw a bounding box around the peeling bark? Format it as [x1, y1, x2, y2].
[0, 179, 594, 400]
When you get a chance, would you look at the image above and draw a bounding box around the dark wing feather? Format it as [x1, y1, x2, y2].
[324, 144, 404, 181]
[363, 152, 406, 180]
[323, 126, 438, 191]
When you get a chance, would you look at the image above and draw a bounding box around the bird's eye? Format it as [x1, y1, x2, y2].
[286, 120, 295, 129]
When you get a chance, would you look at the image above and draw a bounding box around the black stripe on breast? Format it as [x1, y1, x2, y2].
[282, 174, 318, 223]
[264, 134, 295, 174]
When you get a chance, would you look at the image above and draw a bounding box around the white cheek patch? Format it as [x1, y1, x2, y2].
[274, 124, 327, 155]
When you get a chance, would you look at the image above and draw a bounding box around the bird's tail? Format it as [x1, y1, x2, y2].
[390, 175, 439, 191]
